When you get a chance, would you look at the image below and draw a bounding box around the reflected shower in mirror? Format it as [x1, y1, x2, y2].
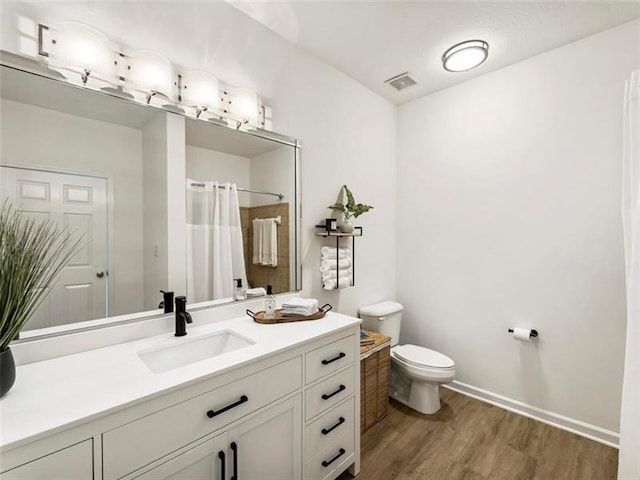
[0, 59, 300, 337]
[185, 118, 296, 303]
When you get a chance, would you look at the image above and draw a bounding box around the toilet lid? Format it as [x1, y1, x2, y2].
[393, 344, 454, 369]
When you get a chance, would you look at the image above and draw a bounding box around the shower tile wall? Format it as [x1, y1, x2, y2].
[240, 202, 290, 294]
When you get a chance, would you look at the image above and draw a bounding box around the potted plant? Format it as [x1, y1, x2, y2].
[0, 201, 83, 397]
[328, 185, 373, 233]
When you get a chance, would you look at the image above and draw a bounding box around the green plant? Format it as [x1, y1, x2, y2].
[328, 185, 373, 220]
[0, 201, 83, 351]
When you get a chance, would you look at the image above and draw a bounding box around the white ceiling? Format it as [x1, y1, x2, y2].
[1, 1, 639, 107]
[231, 1, 640, 104]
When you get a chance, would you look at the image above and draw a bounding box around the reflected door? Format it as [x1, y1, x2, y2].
[0, 166, 108, 329]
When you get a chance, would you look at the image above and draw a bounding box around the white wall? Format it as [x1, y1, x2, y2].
[397, 20, 639, 433]
[0, 98, 144, 317]
[186, 146, 251, 207]
[269, 50, 397, 315]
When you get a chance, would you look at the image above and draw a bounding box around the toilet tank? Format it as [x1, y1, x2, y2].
[358, 301, 404, 346]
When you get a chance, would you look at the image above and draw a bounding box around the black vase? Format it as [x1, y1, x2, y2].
[0, 347, 16, 398]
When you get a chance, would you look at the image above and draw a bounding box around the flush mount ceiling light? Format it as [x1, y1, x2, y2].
[442, 40, 489, 72]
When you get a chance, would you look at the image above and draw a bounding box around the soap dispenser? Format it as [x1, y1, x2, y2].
[264, 285, 276, 319]
[234, 279, 247, 301]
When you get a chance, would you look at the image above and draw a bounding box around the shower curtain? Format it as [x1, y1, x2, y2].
[619, 69, 639, 480]
[186, 180, 247, 302]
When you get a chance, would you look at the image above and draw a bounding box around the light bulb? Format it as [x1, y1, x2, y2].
[49, 22, 117, 84]
[126, 50, 175, 102]
[227, 87, 259, 125]
[182, 71, 220, 111]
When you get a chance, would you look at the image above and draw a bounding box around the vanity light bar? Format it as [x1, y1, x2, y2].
[36, 22, 269, 131]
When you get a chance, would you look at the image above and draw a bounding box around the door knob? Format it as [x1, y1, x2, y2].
[96, 271, 105, 278]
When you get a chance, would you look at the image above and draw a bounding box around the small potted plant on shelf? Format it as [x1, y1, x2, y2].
[0, 201, 83, 398]
[328, 185, 373, 233]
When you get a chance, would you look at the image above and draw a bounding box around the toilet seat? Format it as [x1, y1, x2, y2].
[392, 344, 454, 370]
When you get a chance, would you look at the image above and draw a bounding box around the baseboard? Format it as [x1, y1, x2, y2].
[443, 381, 619, 448]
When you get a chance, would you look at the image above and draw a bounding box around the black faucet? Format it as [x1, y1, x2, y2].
[159, 290, 174, 313]
[174, 296, 193, 337]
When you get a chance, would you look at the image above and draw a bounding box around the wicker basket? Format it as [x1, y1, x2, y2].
[360, 332, 391, 433]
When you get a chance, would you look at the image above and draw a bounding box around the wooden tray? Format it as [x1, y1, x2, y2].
[246, 304, 332, 324]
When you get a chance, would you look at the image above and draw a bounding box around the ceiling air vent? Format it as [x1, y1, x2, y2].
[384, 72, 418, 91]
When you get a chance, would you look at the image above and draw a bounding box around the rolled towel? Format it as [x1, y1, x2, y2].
[246, 287, 267, 297]
[320, 258, 352, 271]
[322, 268, 352, 281]
[323, 276, 352, 290]
[320, 246, 349, 259]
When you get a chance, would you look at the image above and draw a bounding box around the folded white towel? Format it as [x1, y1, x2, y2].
[247, 287, 267, 297]
[323, 277, 352, 290]
[281, 297, 319, 316]
[322, 268, 352, 281]
[320, 246, 349, 259]
[252, 219, 263, 265]
[320, 258, 352, 271]
[261, 218, 278, 267]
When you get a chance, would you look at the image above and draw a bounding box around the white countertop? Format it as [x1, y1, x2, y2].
[0, 312, 360, 451]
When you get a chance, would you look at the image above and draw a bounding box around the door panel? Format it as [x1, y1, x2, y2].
[0, 166, 108, 329]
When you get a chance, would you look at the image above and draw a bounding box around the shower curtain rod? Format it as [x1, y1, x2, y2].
[190, 182, 284, 200]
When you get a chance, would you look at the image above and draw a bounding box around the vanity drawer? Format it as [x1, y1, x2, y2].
[305, 397, 355, 460]
[305, 365, 356, 421]
[306, 335, 356, 384]
[103, 356, 302, 480]
[304, 418, 355, 480]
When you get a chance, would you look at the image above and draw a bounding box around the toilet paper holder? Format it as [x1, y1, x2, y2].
[508, 328, 538, 338]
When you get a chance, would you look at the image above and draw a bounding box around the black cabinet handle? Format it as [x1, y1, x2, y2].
[322, 448, 346, 468]
[321, 416, 345, 435]
[322, 385, 346, 400]
[207, 395, 248, 418]
[230, 442, 238, 480]
[321, 352, 346, 365]
[218, 450, 226, 480]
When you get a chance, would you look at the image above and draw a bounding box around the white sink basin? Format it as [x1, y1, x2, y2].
[138, 330, 255, 374]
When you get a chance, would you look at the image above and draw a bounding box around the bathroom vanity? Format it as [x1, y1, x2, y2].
[0, 310, 361, 480]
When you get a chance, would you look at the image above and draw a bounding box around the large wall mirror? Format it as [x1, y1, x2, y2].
[0, 55, 301, 339]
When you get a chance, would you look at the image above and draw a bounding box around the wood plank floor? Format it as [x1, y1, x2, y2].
[338, 389, 618, 480]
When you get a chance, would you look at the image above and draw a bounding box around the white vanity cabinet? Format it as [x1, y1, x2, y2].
[0, 318, 360, 480]
[127, 395, 301, 480]
[0, 439, 93, 480]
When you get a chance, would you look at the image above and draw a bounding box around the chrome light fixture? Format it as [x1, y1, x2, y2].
[47, 22, 117, 85]
[442, 40, 489, 72]
[36, 22, 270, 130]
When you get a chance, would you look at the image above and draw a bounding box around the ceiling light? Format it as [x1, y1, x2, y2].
[442, 40, 489, 72]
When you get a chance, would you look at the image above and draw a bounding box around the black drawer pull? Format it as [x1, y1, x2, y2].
[230, 442, 238, 480]
[218, 450, 226, 480]
[207, 395, 248, 418]
[322, 448, 346, 468]
[321, 352, 346, 365]
[322, 384, 346, 400]
[321, 416, 345, 435]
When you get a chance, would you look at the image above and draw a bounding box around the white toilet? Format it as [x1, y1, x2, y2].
[359, 301, 455, 414]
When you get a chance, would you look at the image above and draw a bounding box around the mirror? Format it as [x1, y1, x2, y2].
[0, 56, 300, 339]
